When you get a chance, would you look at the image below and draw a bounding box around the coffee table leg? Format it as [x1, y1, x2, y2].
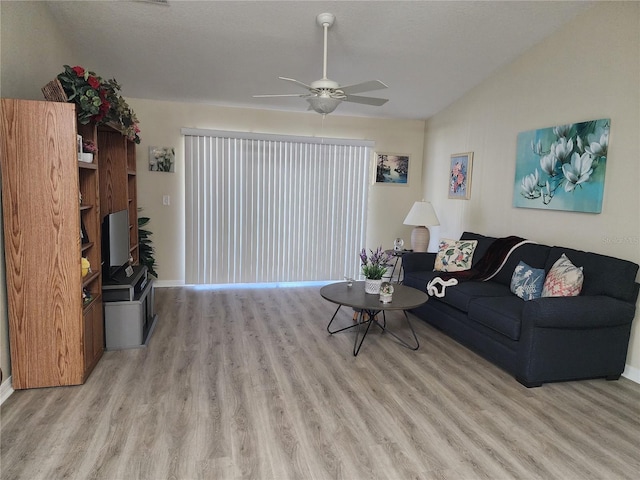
[373, 310, 419, 350]
[327, 305, 367, 335]
[353, 310, 375, 356]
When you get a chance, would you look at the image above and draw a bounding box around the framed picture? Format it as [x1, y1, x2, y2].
[513, 119, 609, 213]
[375, 153, 409, 185]
[449, 152, 473, 199]
[149, 146, 175, 172]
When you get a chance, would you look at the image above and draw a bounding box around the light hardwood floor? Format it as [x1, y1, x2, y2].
[1, 285, 639, 479]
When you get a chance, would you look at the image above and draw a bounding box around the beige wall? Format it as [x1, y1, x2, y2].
[0, 1, 80, 391]
[130, 98, 426, 284]
[423, 2, 640, 378]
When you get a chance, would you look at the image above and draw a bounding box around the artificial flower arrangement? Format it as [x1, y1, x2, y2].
[82, 139, 97, 154]
[54, 65, 141, 144]
[57, 65, 110, 125]
[359, 246, 392, 280]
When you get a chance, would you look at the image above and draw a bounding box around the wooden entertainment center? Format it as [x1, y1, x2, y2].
[0, 98, 140, 389]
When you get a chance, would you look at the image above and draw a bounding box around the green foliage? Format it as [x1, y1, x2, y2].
[138, 214, 158, 277]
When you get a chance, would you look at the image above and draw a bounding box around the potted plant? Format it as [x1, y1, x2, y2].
[138, 213, 158, 277]
[360, 246, 392, 294]
[80, 139, 97, 163]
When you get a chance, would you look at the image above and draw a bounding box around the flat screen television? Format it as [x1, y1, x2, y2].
[102, 209, 131, 278]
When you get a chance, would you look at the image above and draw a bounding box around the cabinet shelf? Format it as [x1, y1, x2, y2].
[78, 162, 98, 171]
[80, 204, 93, 211]
[81, 241, 95, 253]
[82, 292, 102, 312]
[82, 270, 101, 288]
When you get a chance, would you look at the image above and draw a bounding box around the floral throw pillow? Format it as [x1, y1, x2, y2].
[541, 253, 584, 297]
[434, 239, 478, 272]
[510, 261, 546, 301]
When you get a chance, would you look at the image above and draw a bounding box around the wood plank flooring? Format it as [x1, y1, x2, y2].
[1, 285, 639, 479]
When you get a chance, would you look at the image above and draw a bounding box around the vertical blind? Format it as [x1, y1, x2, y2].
[183, 129, 372, 284]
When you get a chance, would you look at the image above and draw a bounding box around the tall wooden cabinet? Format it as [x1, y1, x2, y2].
[0, 98, 137, 389]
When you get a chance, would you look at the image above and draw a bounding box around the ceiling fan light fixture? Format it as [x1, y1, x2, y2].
[307, 96, 341, 115]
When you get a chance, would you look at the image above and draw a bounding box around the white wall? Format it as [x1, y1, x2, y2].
[129, 98, 426, 285]
[423, 2, 640, 378]
[0, 0, 80, 392]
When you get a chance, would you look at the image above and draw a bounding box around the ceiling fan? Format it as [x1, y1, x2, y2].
[253, 13, 389, 115]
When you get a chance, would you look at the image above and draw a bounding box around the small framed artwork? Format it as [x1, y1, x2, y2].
[375, 153, 409, 185]
[77, 135, 83, 161]
[149, 146, 175, 172]
[80, 219, 89, 244]
[449, 152, 473, 199]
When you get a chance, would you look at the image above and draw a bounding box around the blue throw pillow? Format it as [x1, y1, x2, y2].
[510, 261, 545, 301]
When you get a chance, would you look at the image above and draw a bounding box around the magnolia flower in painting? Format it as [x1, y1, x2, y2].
[520, 170, 540, 198]
[553, 124, 573, 138]
[539, 153, 557, 176]
[562, 152, 594, 192]
[585, 132, 608, 158]
[551, 137, 574, 162]
[530, 139, 543, 156]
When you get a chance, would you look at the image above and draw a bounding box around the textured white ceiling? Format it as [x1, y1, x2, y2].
[46, 0, 594, 119]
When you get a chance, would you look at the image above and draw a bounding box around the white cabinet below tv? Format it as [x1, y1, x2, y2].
[103, 265, 158, 349]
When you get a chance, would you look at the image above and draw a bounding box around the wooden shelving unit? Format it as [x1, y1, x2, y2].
[127, 138, 139, 264]
[0, 99, 138, 389]
[97, 126, 138, 264]
[0, 99, 102, 388]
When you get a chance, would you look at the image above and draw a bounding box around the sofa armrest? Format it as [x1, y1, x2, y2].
[402, 252, 436, 273]
[522, 295, 636, 329]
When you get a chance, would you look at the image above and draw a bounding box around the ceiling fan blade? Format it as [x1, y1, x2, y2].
[253, 93, 309, 98]
[343, 94, 388, 106]
[279, 77, 313, 90]
[340, 80, 388, 95]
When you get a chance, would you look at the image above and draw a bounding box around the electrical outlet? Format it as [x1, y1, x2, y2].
[162, 194, 170, 206]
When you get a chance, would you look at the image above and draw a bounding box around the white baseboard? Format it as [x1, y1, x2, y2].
[153, 279, 185, 288]
[622, 364, 640, 384]
[0, 377, 14, 405]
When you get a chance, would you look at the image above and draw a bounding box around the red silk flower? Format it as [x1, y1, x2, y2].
[72, 66, 85, 76]
[87, 76, 100, 89]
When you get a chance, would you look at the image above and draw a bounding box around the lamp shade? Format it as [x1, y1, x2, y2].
[403, 201, 439, 252]
[403, 201, 440, 227]
[307, 96, 341, 115]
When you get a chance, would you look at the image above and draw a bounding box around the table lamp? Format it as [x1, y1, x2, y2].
[403, 201, 440, 252]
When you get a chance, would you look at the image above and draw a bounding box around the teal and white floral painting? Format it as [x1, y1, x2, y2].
[513, 119, 609, 213]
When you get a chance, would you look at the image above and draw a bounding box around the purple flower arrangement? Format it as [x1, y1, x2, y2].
[360, 246, 392, 280]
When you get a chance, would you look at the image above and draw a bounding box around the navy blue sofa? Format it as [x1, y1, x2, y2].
[402, 232, 640, 387]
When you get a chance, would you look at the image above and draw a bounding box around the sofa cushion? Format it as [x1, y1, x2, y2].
[510, 261, 545, 300]
[402, 270, 442, 292]
[542, 253, 584, 297]
[460, 232, 496, 268]
[468, 296, 525, 341]
[438, 281, 512, 313]
[545, 247, 639, 302]
[434, 239, 478, 272]
[491, 243, 551, 286]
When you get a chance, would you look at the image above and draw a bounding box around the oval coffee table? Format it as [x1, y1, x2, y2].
[320, 281, 428, 356]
